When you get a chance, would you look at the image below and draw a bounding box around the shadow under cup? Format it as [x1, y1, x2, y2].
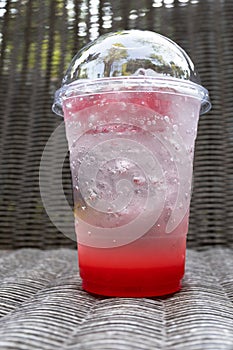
[62, 77, 206, 297]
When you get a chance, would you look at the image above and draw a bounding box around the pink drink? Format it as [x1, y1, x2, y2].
[53, 30, 210, 296]
[63, 86, 200, 297]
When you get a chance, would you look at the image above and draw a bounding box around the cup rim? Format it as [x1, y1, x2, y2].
[52, 76, 211, 117]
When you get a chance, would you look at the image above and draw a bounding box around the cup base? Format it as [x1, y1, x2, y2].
[82, 279, 181, 297]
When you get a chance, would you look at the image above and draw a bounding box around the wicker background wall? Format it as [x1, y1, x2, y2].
[0, 0, 232, 249]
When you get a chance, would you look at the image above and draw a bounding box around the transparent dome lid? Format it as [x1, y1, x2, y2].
[53, 30, 211, 115]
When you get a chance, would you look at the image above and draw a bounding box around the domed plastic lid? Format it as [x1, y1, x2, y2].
[53, 30, 211, 115]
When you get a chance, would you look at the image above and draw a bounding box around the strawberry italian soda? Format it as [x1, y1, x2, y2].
[53, 30, 211, 297]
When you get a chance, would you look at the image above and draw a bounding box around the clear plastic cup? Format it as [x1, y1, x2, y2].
[53, 30, 211, 297]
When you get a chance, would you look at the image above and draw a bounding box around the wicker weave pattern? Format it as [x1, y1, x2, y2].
[0, 0, 233, 248]
[0, 248, 232, 350]
[0, 3, 232, 347]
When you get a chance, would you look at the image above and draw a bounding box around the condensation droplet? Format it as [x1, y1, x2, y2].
[173, 124, 178, 132]
[149, 175, 158, 184]
[88, 231, 91, 236]
[66, 102, 72, 109]
[133, 175, 146, 185]
[113, 239, 117, 243]
[89, 189, 97, 201]
[109, 168, 117, 175]
[164, 115, 170, 123]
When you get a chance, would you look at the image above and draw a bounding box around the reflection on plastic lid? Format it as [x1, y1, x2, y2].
[53, 30, 211, 116]
[63, 30, 200, 85]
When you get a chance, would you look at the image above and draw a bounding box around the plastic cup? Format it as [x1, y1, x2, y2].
[53, 30, 211, 297]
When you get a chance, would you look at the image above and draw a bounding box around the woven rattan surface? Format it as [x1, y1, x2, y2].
[0, 0, 233, 249]
[0, 247, 232, 350]
[0, 2, 232, 348]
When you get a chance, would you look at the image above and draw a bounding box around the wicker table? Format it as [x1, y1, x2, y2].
[0, 0, 233, 349]
[0, 248, 232, 350]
